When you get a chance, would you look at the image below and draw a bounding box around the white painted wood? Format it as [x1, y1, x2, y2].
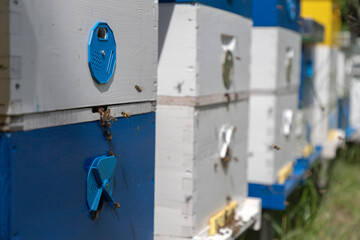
[193, 197, 262, 240]
[0, 101, 155, 131]
[155, 100, 249, 239]
[250, 28, 301, 91]
[0, 0, 157, 115]
[350, 77, 360, 132]
[158, 3, 251, 98]
[247, 93, 298, 185]
[249, 26, 301, 182]
[322, 129, 345, 159]
[310, 46, 339, 146]
[157, 92, 249, 107]
[336, 50, 346, 98]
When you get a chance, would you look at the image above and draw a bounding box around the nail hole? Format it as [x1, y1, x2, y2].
[15, 83, 20, 89]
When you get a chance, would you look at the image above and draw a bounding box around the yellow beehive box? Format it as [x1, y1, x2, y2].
[301, 0, 341, 46]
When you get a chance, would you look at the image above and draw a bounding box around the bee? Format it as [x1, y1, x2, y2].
[109, 151, 114, 156]
[222, 156, 230, 164]
[338, 136, 345, 141]
[272, 144, 281, 150]
[100, 119, 106, 127]
[135, 85, 142, 93]
[226, 195, 232, 203]
[233, 157, 239, 162]
[320, 106, 325, 112]
[103, 109, 111, 120]
[276, 4, 283, 10]
[90, 210, 99, 220]
[106, 131, 112, 141]
[113, 202, 120, 209]
[235, 56, 241, 61]
[121, 111, 131, 118]
[231, 225, 241, 237]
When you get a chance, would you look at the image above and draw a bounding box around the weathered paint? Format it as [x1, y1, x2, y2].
[155, 101, 249, 239]
[247, 93, 298, 185]
[158, 3, 251, 98]
[0, 0, 158, 115]
[0, 112, 155, 240]
[250, 27, 301, 91]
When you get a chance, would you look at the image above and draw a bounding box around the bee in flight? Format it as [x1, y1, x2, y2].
[272, 144, 281, 150]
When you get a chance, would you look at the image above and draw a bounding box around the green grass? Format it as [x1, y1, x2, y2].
[244, 144, 360, 240]
[304, 146, 360, 240]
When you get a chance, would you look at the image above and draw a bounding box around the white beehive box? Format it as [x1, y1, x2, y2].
[0, 0, 157, 116]
[350, 77, 360, 136]
[155, 102, 250, 239]
[158, 3, 251, 98]
[336, 50, 347, 98]
[250, 28, 301, 91]
[310, 46, 339, 146]
[156, 3, 260, 239]
[247, 93, 298, 185]
[248, 27, 301, 185]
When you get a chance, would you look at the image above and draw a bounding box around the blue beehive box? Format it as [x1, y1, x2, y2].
[252, 0, 301, 31]
[0, 113, 155, 240]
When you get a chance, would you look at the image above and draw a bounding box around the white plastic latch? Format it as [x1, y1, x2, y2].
[219, 125, 235, 159]
[285, 47, 295, 83]
[282, 109, 293, 137]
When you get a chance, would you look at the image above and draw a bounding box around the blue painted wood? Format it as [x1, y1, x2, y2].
[248, 146, 322, 210]
[0, 112, 155, 240]
[299, 45, 315, 109]
[345, 125, 357, 140]
[159, 0, 252, 19]
[252, 0, 300, 32]
[338, 97, 356, 140]
[0, 134, 12, 240]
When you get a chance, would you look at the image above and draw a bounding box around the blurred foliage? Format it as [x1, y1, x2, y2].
[253, 143, 360, 240]
[261, 160, 323, 240]
[340, 0, 360, 35]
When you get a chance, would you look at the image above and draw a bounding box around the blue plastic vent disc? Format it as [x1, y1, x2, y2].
[88, 22, 116, 84]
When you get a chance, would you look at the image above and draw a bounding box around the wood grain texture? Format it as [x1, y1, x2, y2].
[157, 91, 249, 106]
[251, 27, 301, 91]
[0, 113, 155, 240]
[155, 101, 248, 239]
[310, 46, 339, 146]
[1, 0, 157, 115]
[0, 101, 155, 131]
[158, 3, 251, 98]
[247, 93, 298, 185]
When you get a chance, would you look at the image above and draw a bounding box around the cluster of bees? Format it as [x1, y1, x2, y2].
[90, 85, 143, 219]
[96, 85, 141, 142]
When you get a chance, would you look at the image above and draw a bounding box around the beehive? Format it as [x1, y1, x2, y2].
[248, 0, 301, 185]
[155, 2, 261, 239]
[0, 1, 157, 239]
[301, 0, 343, 154]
